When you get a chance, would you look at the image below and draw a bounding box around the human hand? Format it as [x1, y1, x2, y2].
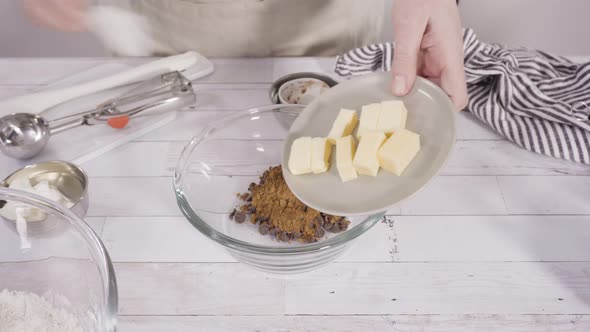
[391, 0, 468, 111]
[21, 0, 89, 32]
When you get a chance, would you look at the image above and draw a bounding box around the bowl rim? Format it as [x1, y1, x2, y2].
[174, 104, 385, 254]
[0, 187, 118, 331]
[1, 160, 89, 205]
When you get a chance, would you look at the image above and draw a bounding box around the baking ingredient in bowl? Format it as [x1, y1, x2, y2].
[288, 137, 333, 175]
[327, 109, 358, 144]
[311, 137, 332, 174]
[288, 99, 420, 181]
[353, 131, 387, 176]
[336, 135, 358, 182]
[357, 103, 381, 138]
[288, 136, 313, 175]
[0, 179, 74, 222]
[378, 100, 408, 135]
[0, 289, 83, 332]
[378, 129, 421, 176]
[231, 166, 350, 243]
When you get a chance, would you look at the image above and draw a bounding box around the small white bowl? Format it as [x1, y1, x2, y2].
[278, 78, 330, 105]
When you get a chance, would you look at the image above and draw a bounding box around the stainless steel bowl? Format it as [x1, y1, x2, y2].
[1, 160, 89, 218]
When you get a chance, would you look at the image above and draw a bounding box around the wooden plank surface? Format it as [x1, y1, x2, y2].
[0, 57, 589, 331]
[118, 314, 590, 332]
[113, 262, 590, 315]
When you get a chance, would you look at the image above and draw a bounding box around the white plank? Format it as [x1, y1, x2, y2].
[0, 59, 100, 85]
[0, 86, 35, 99]
[498, 176, 590, 215]
[101, 217, 234, 262]
[95, 216, 395, 263]
[0, 57, 273, 86]
[202, 58, 273, 83]
[400, 176, 507, 215]
[284, 262, 590, 315]
[444, 141, 590, 176]
[115, 262, 286, 315]
[68, 215, 590, 264]
[85, 216, 106, 236]
[394, 216, 590, 262]
[114, 262, 590, 315]
[119, 314, 590, 332]
[191, 83, 270, 111]
[135, 111, 225, 142]
[87, 177, 180, 217]
[272, 57, 339, 81]
[87, 175, 517, 217]
[81, 139, 590, 178]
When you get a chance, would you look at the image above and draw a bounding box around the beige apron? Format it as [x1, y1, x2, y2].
[109, 0, 387, 57]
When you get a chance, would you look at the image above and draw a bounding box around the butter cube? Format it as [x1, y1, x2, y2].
[378, 100, 408, 135]
[357, 103, 381, 138]
[288, 136, 313, 175]
[311, 137, 332, 174]
[378, 129, 421, 176]
[353, 131, 387, 176]
[327, 109, 358, 144]
[336, 135, 358, 182]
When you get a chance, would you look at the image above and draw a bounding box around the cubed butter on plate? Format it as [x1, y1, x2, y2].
[288, 136, 313, 175]
[328, 109, 358, 144]
[378, 129, 420, 176]
[353, 131, 387, 176]
[378, 100, 407, 135]
[336, 135, 358, 182]
[311, 137, 332, 174]
[357, 103, 381, 138]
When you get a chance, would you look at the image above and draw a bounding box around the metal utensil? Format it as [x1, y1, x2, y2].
[1, 160, 89, 219]
[0, 71, 195, 159]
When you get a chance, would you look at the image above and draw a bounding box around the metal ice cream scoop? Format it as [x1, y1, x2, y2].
[0, 71, 195, 159]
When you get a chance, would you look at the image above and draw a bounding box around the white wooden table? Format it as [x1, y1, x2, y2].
[1, 57, 590, 332]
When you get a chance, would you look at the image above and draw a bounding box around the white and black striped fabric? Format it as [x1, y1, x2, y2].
[334, 28, 590, 165]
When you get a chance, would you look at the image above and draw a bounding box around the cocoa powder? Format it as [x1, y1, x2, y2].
[231, 166, 350, 243]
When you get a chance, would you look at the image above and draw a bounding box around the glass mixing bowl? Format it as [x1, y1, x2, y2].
[0, 187, 117, 331]
[174, 105, 384, 274]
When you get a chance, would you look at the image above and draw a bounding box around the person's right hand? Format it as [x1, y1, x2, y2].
[21, 0, 89, 32]
[391, 0, 468, 111]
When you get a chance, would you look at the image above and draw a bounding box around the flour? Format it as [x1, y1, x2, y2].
[0, 289, 83, 332]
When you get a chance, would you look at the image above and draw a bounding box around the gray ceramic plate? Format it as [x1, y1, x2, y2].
[282, 71, 456, 216]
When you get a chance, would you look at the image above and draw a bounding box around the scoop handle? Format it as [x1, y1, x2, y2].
[0, 52, 203, 115]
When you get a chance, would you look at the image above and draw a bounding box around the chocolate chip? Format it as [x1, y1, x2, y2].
[248, 182, 256, 191]
[246, 195, 253, 202]
[279, 232, 290, 242]
[248, 205, 256, 213]
[308, 219, 316, 228]
[269, 228, 279, 237]
[333, 220, 349, 233]
[303, 206, 308, 212]
[229, 209, 237, 220]
[234, 212, 246, 224]
[323, 221, 334, 231]
[314, 216, 324, 227]
[315, 227, 325, 238]
[258, 223, 270, 235]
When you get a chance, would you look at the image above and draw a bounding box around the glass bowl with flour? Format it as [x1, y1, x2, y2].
[0, 188, 117, 332]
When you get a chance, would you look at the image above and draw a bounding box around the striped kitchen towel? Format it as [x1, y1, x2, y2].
[334, 28, 590, 165]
